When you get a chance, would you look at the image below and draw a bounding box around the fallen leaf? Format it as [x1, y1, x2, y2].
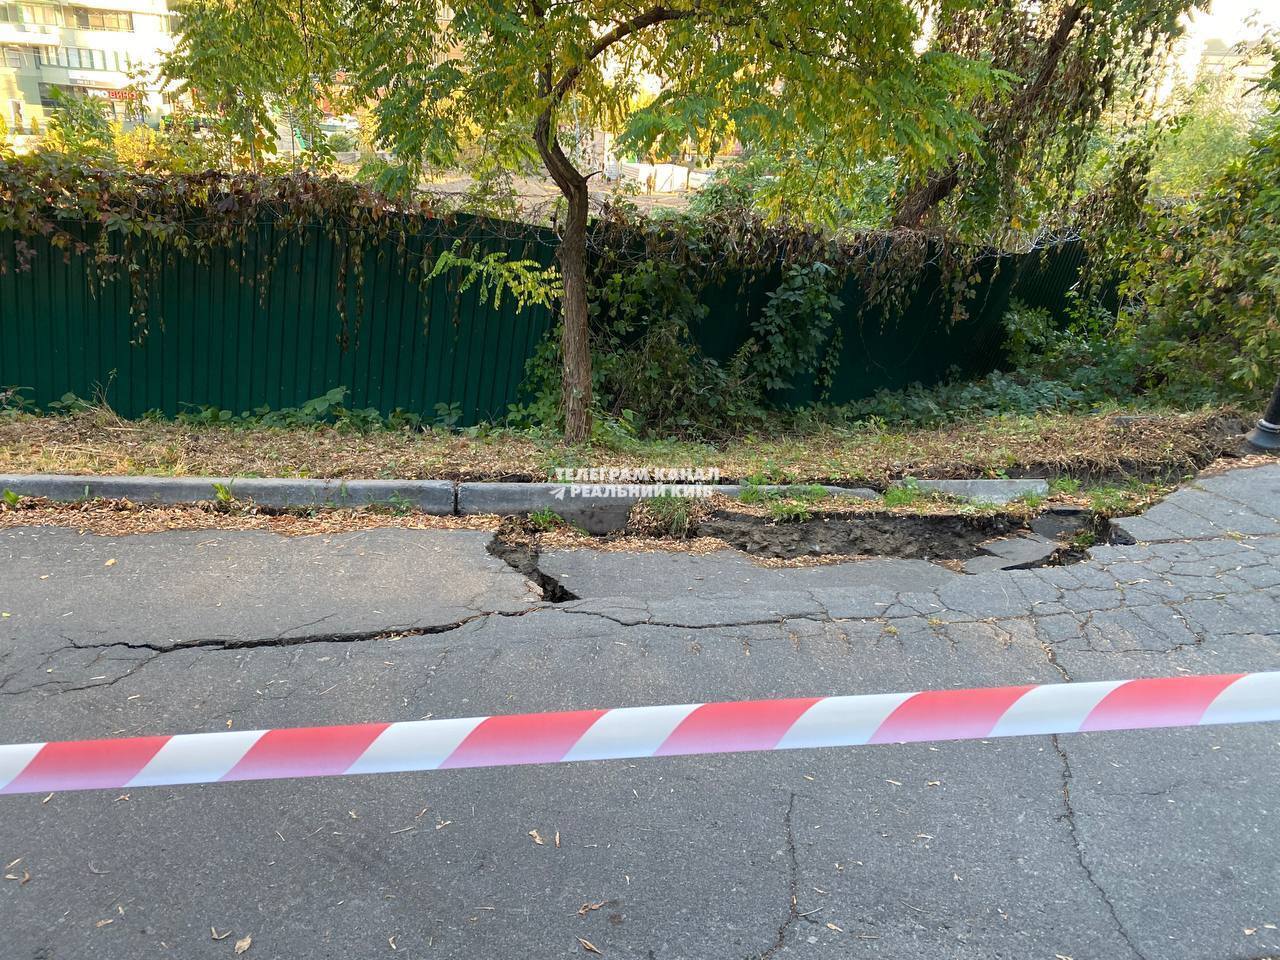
[1244, 929, 1256, 936]
[578, 901, 607, 917]
[211, 928, 231, 941]
[577, 937, 602, 955]
[388, 935, 397, 950]
[234, 935, 252, 954]
[41, 793, 53, 804]
[104, 559, 117, 567]
[96, 919, 114, 928]
[826, 922, 844, 932]
[529, 830, 545, 846]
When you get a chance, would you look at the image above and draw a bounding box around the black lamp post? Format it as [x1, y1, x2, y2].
[1246, 372, 1280, 452]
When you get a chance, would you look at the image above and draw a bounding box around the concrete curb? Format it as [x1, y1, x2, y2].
[915, 478, 1049, 504]
[0, 474, 455, 513]
[0, 474, 1049, 533]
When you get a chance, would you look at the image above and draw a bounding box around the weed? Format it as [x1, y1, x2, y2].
[1051, 476, 1082, 494]
[1017, 491, 1047, 509]
[1070, 529, 1099, 550]
[630, 494, 705, 538]
[528, 508, 566, 531]
[883, 478, 922, 508]
[767, 499, 812, 523]
[2, 489, 20, 509]
[782, 484, 830, 503]
[369, 492, 416, 516]
[433, 401, 464, 429]
[210, 481, 235, 506]
[738, 483, 769, 504]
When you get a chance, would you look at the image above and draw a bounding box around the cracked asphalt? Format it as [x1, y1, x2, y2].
[1, 463, 1279, 960]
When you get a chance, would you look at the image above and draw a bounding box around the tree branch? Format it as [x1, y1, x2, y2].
[892, 2, 1085, 228]
[549, 4, 697, 105]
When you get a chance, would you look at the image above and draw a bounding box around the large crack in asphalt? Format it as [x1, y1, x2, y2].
[759, 791, 802, 960]
[1052, 735, 1148, 960]
[485, 531, 580, 602]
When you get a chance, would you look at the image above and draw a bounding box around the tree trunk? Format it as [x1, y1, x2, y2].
[535, 108, 594, 443]
[558, 184, 593, 443]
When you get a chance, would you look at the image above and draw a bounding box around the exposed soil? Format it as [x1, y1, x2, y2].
[697, 510, 1033, 561]
[486, 519, 580, 602]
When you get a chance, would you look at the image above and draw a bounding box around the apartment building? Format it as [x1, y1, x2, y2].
[0, 0, 177, 137]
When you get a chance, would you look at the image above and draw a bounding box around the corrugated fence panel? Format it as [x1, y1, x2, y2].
[0, 217, 1085, 424]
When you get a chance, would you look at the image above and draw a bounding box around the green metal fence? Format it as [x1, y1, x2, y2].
[0, 214, 1085, 424]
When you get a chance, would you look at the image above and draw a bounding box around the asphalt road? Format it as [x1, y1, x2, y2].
[1, 465, 1278, 960]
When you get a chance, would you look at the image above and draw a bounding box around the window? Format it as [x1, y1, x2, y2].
[65, 6, 133, 31]
[17, 4, 60, 25]
[42, 45, 116, 70]
[2, 45, 38, 67]
[0, 6, 17, 24]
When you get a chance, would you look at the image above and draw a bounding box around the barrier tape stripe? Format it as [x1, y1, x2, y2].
[1, 672, 1277, 796]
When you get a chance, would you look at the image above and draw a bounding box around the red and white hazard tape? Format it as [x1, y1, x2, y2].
[2, 672, 1278, 796]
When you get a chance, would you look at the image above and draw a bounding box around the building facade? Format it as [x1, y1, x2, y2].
[1, 0, 177, 138]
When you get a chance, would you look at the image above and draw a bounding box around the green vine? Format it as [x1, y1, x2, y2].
[0, 154, 560, 346]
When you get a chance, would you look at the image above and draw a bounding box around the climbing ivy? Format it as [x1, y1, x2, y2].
[0, 153, 559, 345]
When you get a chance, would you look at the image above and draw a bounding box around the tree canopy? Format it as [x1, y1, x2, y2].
[168, 0, 1006, 439]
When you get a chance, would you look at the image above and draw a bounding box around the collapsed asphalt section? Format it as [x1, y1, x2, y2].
[0, 464, 1278, 960]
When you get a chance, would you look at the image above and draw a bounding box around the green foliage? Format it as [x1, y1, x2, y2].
[883, 479, 923, 508]
[210, 481, 236, 505]
[688, 150, 897, 230]
[767, 498, 813, 524]
[0, 387, 33, 418]
[1147, 68, 1257, 197]
[171, 387, 430, 433]
[40, 91, 115, 160]
[113, 120, 225, 174]
[2, 489, 20, 509]
[749, 262, 844, 394]
[1104, 55, 1280, 399]
[1000, 300, 1056, 370]
[638, 494, 698, 538]
[528, 508, 566, 531]
[426, 241, 560, 313]
[169, 0, 1000, 204]
[0, 158, 558, 340]
[898, 0, 1201, 237]
[525, 258, 763, 437]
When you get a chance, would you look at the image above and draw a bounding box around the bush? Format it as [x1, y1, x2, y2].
[1103, 55, 1280, 401]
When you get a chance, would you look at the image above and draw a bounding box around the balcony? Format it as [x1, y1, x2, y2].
[0, 23, 60, 46]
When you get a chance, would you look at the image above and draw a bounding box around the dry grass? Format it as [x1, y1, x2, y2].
[0, 497, 500, 538]
[0, 407, 1247, 486]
